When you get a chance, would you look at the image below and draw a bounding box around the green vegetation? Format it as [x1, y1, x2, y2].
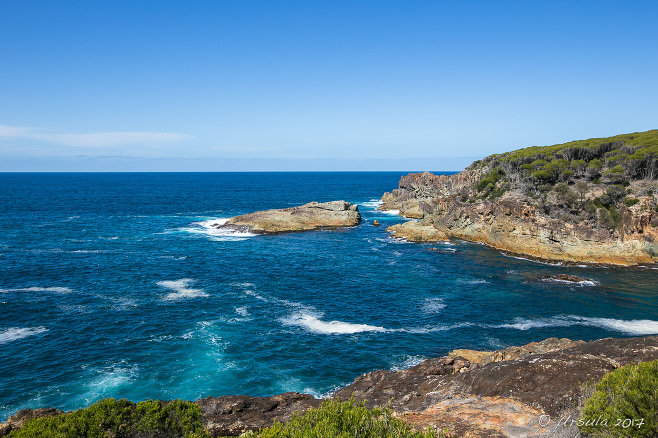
[9, 398, 208, 438]
[254, 399, 442, 438]
[463, 130, 658, 229]
[579, 360, 658, 437]
[468, 130, 658, 185]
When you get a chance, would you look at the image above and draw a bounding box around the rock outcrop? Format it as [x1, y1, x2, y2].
[379, 131, 658, 265]
[380, 171, 658, 265]
[195, 392, 321, 437]
[386, 220, 449, 242]
[215, 201, 361, 234]
[4, 336, 658, 437]
[334, 336, 658, 437]
[0, 408, 64, 437]
[448, 337, 585, 365]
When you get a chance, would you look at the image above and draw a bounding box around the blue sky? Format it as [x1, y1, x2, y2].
[0, 0, 656, 171]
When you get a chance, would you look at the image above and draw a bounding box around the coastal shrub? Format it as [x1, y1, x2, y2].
[624, 198, 640, 207]
[8, 398, 208, 438]
[256, 399, 442, 438]
[579, 360, 658, 437]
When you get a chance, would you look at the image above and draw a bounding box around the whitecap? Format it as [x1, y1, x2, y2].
[158, 279, 208, 300]
[0, 286, 73, 294]
[497, 315, 658, 336]
[235, 306, 249, 317]
[179, 218, 256, 241]
[0, 327, 48, 344]
[422, 298, 446, 314]
[379, 209, 401, 215]
[281, 312, 388, 334]
[244, 290, 268, 301]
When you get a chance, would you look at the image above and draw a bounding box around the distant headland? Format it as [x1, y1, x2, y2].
[381, 129, 658, 265]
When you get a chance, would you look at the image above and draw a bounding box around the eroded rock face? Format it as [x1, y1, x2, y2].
[380, 172, 658, 265]
[196, 392, 321, 437]
[386, 220, 449, 242]
[216, 201, 361, 234]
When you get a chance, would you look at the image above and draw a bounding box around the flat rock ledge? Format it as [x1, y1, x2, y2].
[386, 220, 449, 242]
[4, 336, 658, 438]
[215, 200, 361, 234]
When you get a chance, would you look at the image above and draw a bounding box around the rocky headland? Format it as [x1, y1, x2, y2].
[381, 130, 658, 265]
[4, 335, 658, 437]
[214, 200, 360, 234]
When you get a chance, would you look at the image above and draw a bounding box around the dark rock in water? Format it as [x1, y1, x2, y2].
[0, 408, 64, 437]
[540, 273, 597, 285]
[216, 200, 360, 234]
[373, 219, 380, 226]
[196, 392, 321, 437]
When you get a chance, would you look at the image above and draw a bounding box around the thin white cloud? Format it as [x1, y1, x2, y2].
[0, 124, 193, 147]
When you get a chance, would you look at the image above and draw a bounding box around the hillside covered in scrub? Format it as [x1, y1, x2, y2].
[381, 130, 658, 265]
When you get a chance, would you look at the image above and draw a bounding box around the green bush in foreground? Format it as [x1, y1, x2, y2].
[9, 398, 208, 438]
[255, 399, 441, 438]
[579, 360, 658, 437]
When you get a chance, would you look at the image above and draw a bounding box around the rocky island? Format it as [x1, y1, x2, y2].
[214, 200, 361, 234]
[382, 130, 658, 265]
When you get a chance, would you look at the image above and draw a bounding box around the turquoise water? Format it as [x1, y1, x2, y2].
[1, 172, 657, 421]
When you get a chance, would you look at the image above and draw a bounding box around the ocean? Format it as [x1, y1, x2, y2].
[1, 172, 657, 421]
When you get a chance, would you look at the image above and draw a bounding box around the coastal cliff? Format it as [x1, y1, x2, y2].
[381, 130, 658, 265]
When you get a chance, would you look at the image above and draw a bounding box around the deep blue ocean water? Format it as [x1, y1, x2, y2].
[1, 172, 657, 421]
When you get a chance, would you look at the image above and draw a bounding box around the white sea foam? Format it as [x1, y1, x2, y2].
[83, 361, 138, 399]
[422, 298, 446, 314]
[379, 209, 401, 215]
[391, 355, 426, 371]
[158, 279, 208, 300]
[180, 218, 256, 241]
[244, 290, 268, 301]
[235, 306, 249, 317]
[540, 278, 599, 287]
[281, 311, 388, 334]
[0, 327, 48, 344]
[403, 322, 473, 333]
[361, 199, 384, 208]
[501, 253, 564, 266]
[0, 286, 73, 294]
[497, 315, 658, 335]
[457, 278, 490, 285]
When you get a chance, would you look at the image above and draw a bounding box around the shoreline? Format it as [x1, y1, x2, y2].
[3, 334, 658, 437]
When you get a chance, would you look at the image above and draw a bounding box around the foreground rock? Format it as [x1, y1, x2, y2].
[196, 393, 320, 437]
[386, 220, 449, 242]
[5, 336, 658, 437]
[216, 201, 360, 234]
[334, 335, 658, 437]
[0, 408, 64, 437]
[448, 337, 585, 365]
